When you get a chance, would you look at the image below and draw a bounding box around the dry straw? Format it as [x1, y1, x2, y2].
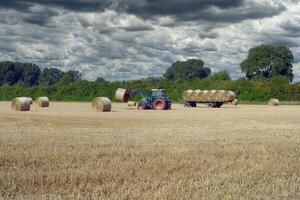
[92, 97, 112, 112]
[36, 97, 50, 107]
[127, 101, 136, 107]
[11, 97, 31, 111]
[268, 98, 279, 106]
[115, 88, 130, 102]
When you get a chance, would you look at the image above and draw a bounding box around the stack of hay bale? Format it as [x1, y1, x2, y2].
[92, 97, 112, 112]
[182, 90, 236, 102]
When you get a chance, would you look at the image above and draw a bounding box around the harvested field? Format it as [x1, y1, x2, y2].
[0, 102, 300, 199]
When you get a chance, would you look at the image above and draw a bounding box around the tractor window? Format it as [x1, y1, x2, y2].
[152, 90, 166, 97]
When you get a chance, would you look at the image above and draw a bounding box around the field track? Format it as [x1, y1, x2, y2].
[1, 102, 300, 199]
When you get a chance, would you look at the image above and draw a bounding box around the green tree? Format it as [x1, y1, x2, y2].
[163, 59, 211, 81]
[206, 70, 231, 81]
[40, 68, 64, 85]
[59, 70, 82, 85]
[240, 44, 294, 82]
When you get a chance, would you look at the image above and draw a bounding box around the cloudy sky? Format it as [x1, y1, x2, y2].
[0, 0, 300, 81]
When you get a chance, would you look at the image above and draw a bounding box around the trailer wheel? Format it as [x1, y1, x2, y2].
[137, 102, 145, 110]
[207, 102, 223, 108]
[185, 102, 196, 107]
[153, 99, 166, 110]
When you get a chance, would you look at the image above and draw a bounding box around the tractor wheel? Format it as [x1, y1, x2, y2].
[153, 99, 166, 110]
[137, 102, 145, 110]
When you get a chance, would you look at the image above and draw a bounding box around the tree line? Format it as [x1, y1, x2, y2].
[0, 44, 298, 102]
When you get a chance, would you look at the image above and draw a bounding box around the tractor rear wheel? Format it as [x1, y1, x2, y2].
[153, 99, 166, 110]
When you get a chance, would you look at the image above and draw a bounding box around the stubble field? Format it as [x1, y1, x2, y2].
[0, 102, 300, 199]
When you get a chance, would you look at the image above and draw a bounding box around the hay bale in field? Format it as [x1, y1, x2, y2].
[11, 97, 31, 111]
[36, 97, 50, 107]
[191, 90, 201, 100]
[92, 97, 112, 112]
[268, 98, 279, 106]
[182, 90, 193, 100]
[128, 101, 136, 107]
[28, 97, 33, 104]
[115, 88, 130, 102]
[231, 98, 238, 106]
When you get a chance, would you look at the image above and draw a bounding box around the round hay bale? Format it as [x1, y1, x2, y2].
[128, 101, 136, 107]
[36, 97, 50, 107]
[182, 90, 193, 100]
[11, 97, 31, 111]
[27, 97, 33, 104]
[268, 98, 279, 106]
[225, 91, 236, 102]
[191, 90, 202, 100]
[231, 98, 238, 106]
[207, 90, 217, 100]
[198, 90, 208, 101]
[115, 88, 130, 102]
[215, 90, 226, 101]
[92, 97, 112, 112]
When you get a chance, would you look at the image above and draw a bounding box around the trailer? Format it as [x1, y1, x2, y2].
[182, 90, 236, 108]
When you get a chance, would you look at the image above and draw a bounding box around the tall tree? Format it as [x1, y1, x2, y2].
[40, 68, 64, 85]
[163, 59, 211, 80]
[240, 44, 294, 82]
[59, 70, 82, 84]
[0, 61, 40, 86]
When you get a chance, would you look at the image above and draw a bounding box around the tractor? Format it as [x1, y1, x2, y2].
[115, 88, 171, 110]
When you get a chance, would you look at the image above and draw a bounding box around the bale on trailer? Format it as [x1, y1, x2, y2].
[115, 88, 130, 102]
[207, 90, 217, 100]
[215, 90, 226, 101]
[92, 97, 112, 112]
[268, 98, 279, 106]
[198, 90, 208, 100]
[225, 91, 236, 102]
[191, 90, 201, 100]
[231, 98, 238, 106]
[128, 101, 136, 107]
[182, 90, 193, 100]
[36, 97, 50, 107]
[11, 97, 31, 111]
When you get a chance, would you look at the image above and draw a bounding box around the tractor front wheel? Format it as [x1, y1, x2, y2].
[137, 102, 145, 110]
[153, 99, 166, 110]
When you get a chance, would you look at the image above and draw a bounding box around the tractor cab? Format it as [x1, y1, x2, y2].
[150, 89, 167, 98]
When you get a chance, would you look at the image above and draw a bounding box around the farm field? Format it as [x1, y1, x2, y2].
[0, 102, 300, 199]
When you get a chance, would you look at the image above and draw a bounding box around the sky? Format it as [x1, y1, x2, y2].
[0, 0, 300, 81]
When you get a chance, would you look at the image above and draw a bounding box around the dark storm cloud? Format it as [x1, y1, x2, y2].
[0, 0, 299, 81]
[0, 0, 287, 24]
